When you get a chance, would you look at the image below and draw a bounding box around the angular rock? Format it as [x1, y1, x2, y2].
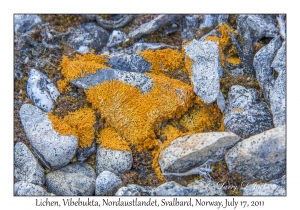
[242, 183, 286, 196]
[67, 22, 109, 53]
[128, 15, 182, 40]
[269, 175, 286, 189]
[253, 36, 282, 103]
[96, 146, 133, 176]
[14, 142, 45, 186]
[14, 14, 42, 34]
[181, 15, 199, 39]
[224, 85, 274, 139]
[115, 184, 153, 196]
[225, 126, 286, 182]
[276, 15, 286, 40]
[232, 15, 279, 74]
[270, 41, 286, 127]
[19, 104, 78, 169]
[95, 171, 122, 195]
[71, 68, 153, 94]
[14, 181, 54, 196]
[159, 132, 240, 174]
[217, 91, 226, 112]
[108, 54, 151, 73]
[76, 141, 96, 162]
[26, 68, 60, 112]
[106, 30, 127, 50]
[132, 42, 178, 53]
[184, 40, 222, 103]
[45, 163, 96, 196]
[199, 15, 218, 29]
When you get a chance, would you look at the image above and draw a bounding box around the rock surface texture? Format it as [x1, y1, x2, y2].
[115, 184, 153, 196]
[225, 126, 286, 182]
[242, 183, 286, 196]
[95, 171, 122, 196]
[45, 163, 96, 196]
[14, 181, 54, 196]
[19, 104, 78, 169]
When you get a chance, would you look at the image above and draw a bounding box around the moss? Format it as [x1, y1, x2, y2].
[57, 54, 110, 92]
[48, 107, 96, 148]
[98, 127, 131, 152]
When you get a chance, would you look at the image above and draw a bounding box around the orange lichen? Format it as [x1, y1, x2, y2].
[205, 23, 240, 67]
[57, 54, 110, 92]
[85, 73, 194, 152]
[48, 107, 96, 148]
[98, 127, 131, 152]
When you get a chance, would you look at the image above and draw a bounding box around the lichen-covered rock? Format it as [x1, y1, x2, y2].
[95, 171, 122, 196]
[26, 68, 60, 112]
[270, 41, 286, 127]
[269, 175, 286, 189]
[45, 163, 96, 196]
[241, 183, 286, 196]
[199, 15, 218, 29]
[14, 142, 45, 186]
[67, 22, 109, 53]
[96, 146, 133, 176]
[106, 30, 127, 50]
[14, 14, 42, 34]
[19, 104, 78, 169]
[108, 54, 151, 73]
[128, 15, 182, 40]
[224, 85, 274, 139]
[71, 68, 153, 93]
[159, 132, 240, 174]
[225, 126, 286, 182]
[115, 184, 153, 196]
[184, 40, 222, 103]
[132, 42, 177, 53]
[76, 141, 96, 162]
[14, 181, 54, 196]
[181, 15, 199, 39]
[253, 36, 282, 103]
[232, 15, 279, 74]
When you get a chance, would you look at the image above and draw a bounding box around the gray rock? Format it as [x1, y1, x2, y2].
[19, 104, 78, 169]
[217, 91, 226, 112]
[151, 181, 190, 196]
[225, 126, 286, 182]
[45, 163, 96, 196]
[181, 15, 199, 39]
[14, 181, 54, 196]
[67, 22, 109, 52]
[231, 68, 244, 76]
[128, 15, 182, 40]
[26, 68, 60, 112]
[232, 15, 279, 74]
[115, 184, 153, 196]
[199, 15, 218, 29]
[14, 142, 45, 186]
[218, 15, 229, 24]
[269, 175, 286, 189]
[184, 39, 222, 103]
[14, 14, 42, 34]
[132, 42, 178, 53]
[270, 41, 286, 127]
[71, 68, 153, 94]
[96, 15, 133, 30]
[96, 146, 133, 176]
[242, 183, 286, 196]
[253, 36, 282, 103]
[106, 30, 127, 50]
[108, 54, 151, 73]
[276, 15, 286, 40]
[76, 141, 96, 162]
[163, 23, 180, 35]
[159, 132, 240, 174]
[76, 45, 89, 54]
[224, 85, 274, 139]
[95, 171, 122, 195]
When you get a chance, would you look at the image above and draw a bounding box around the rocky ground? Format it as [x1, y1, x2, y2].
[14, 14, 286, 196]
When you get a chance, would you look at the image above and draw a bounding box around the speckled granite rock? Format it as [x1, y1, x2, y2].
[115, 184, 153, 196]
[96, 146, 133, 176]
[45, 163, 96, 196]
[269, 175, 286, 189]
[225, 126, 286, 182]
[181, 15, 199, 39]
[14, 181, 54, 196]
[159, 132, 240, 174]
[19, 104, 78, 169]
[241, 183, 286, 196]
[26, 68, 60, 112]
[71, 68, 153, 94]
[14, 142, 45, 186]
[108, 54, 151, 73]
[224, 85, 274, 139]
[199, 15, 218, 29]
[95, 171, 122, 195]
[106, 30, 127, 50]
[132, 42, 177, 53]
[76, 141, 96, 162]
[184, 40, 222, 103]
